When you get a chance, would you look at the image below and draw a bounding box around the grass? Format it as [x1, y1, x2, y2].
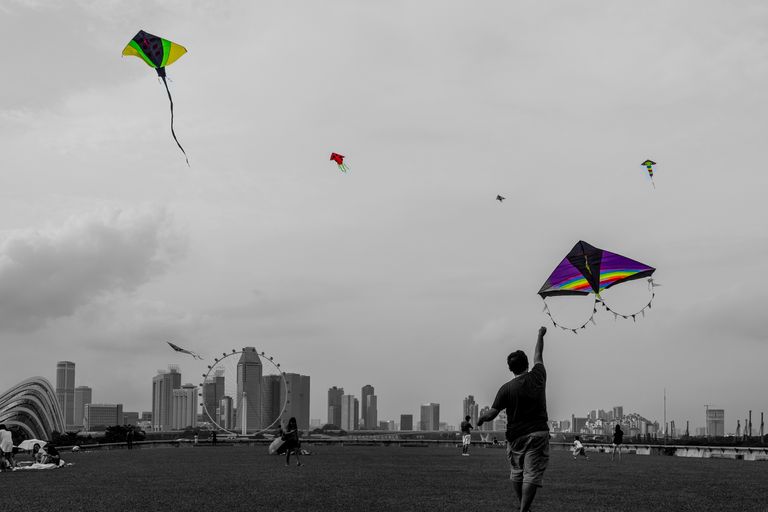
[4, 444, 768, 511]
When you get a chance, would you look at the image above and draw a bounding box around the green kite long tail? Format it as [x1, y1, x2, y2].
[161, 76, 189, 166]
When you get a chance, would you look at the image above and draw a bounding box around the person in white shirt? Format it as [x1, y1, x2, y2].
[572, 436, 589, 460]
[0, 424, 15, 470]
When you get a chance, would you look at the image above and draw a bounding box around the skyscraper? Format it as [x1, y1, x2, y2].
[261, 374, 283, 429]
[56, 361, 76, 429]
[235, 347, 262, 433]
[74, 386, 92, 430]
[420, 403, 440, 431]
[361, 385, 374, 428]
[341, 394, 359, 431]
[327, 386, 344, 427]
[400, 414, 413, 431]
[462, 395, 479, 425]
[613, 406, 624, 421]
[202, 368, 225, 424]
[152, 366, 181, 431]
[365, 394, 378, 430]
[283, 373, 310, 431]
[171, 384, 198, 429]
[219, 396, 234, 430]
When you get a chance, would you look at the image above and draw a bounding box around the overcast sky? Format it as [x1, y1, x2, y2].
[1, 0, 766, 431]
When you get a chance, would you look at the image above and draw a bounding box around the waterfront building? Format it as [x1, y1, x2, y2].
[341, 394, 359, 431]
[152, 366, 181, 431]
[361, 385, 374, 428]
[0, 377, 65, 440]
[400, 414, 413, 431]
[462, 395, 479, 426]
[420, 403, 440, 431]
[74, 386, 92, 430]
[56, 361, 76, 429]
[85, 403, 123, 431]
[327, 386, 344, 427]
[171, 384, 197, 429]
[235, 347, 262, 433]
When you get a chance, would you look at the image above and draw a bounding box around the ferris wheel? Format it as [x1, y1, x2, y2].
[198, 347, 290, 435]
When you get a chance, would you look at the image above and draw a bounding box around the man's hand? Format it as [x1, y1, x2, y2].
[534, 326, 546, 365]
[539, 326, 547, 337]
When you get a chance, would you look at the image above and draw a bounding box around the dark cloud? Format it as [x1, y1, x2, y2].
[0, 208, 186, 330]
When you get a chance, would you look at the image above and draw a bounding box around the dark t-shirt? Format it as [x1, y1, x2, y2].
[491, 363, 548, 442]
[613, 429, 623, 444]
[460, 421, 473, 435]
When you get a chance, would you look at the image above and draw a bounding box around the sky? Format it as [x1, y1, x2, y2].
[1, 0, 767, 432]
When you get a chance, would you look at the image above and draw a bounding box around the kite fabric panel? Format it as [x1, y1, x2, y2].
[538, 241, 655, 298]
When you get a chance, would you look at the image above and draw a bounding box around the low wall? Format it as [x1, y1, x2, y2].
[552, 442, 768, 461]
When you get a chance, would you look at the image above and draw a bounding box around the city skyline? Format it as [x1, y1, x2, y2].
[1, 1, 767, 441]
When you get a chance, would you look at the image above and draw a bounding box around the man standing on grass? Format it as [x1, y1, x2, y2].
[478, 327, 549, 512]
[460, 416, 473, 456]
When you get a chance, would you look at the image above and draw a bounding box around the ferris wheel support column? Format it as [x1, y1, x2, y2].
[241, 391, 247, 435]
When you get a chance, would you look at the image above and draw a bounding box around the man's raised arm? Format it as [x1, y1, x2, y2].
[534, 326, 546, 365]
[477, 408, 499, 427]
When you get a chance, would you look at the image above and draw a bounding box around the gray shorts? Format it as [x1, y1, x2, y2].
[506, 431, 550, 487]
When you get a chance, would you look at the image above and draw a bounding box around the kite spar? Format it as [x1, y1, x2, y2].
[123, 30, 189, 165]
[538, 241, 657, 333]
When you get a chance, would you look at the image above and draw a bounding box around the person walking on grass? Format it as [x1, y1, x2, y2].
[611, 424, 624, 461]
[478, 327, 549, 512]
[460, 416, 474, 456]
[0, 424, 15, 470]
[282, 417, 302, 467]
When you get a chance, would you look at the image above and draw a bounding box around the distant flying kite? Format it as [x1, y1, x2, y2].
[641, 159, 656, 188]
[330, 153, 348, 172]
[538, 240, 657, 332]
[167, 341, 203, 360]
[123, 30, 189, 165]
[496, 195, 505, 202]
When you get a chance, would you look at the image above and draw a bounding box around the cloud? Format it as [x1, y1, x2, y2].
[0, 207, 186, 330]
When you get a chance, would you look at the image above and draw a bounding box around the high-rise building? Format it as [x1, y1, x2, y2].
[613, 406, 624, 421]
[283, 373, 310, 431]
[706, 409, 725, 437]
[84, 403, 123, 431]
[56, 361, 76, 429]
[73, 386, 92, 430]
[152, 366, 181, 431]
[400, 414, 413, 431]
[219, 396, 234, 430]
[171, 384, 197, 429]
[462, 395, 479, 425]
[365, 394, 378, 430]
[235, 347, 262, 433]
[327, 386, 344, 427]
[361, 385, 374, 428]
[341, 395, 359, 431]
[420, 403, 440, 431]
[202, 369, 225, 424]
[261, 375, 283, 429]
[141, 411, 152, 422]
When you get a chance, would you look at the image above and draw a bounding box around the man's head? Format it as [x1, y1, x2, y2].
[507, 350, 529, 375]
[575, 436, 581, 441]
[465, 415, 471, 422]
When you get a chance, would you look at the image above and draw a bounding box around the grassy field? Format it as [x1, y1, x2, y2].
[4, 444, 768, 511]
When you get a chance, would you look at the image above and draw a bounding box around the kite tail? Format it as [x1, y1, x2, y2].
[161, 75, 190, 166]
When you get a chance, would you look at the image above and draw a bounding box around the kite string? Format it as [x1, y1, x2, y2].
[161, 75, 190, 166]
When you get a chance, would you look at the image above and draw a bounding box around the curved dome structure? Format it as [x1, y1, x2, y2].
[0, 377, 65, 440]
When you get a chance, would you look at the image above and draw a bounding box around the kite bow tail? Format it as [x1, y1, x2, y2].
[160, 74, 190, 166]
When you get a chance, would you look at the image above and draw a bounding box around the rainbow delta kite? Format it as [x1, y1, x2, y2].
[538, 240, 658, 332]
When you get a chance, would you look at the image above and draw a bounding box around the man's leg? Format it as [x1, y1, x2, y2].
[520, 483, 538, 512]
[512, 480, 523, 504]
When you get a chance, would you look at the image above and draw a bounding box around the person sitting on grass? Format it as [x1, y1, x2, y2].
[572, 436, 588, 460]
[282, 417, 302, 467]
